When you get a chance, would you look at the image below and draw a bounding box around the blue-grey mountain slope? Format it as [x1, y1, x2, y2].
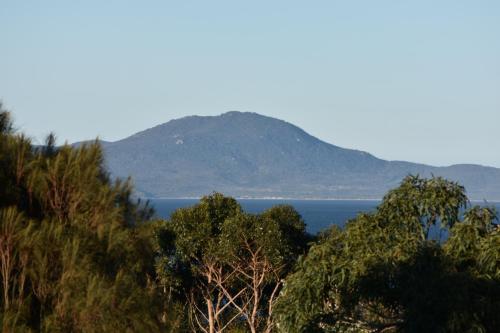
[94, 112, 500, 200]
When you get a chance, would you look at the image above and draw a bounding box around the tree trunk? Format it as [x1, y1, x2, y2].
[207, 298, 215, 333]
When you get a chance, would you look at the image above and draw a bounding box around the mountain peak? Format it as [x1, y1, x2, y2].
[221, 110, 254, 116]
[99, 113, 500, 200]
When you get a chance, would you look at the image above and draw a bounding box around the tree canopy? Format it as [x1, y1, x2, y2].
[274, 175, 499, 333]
[155, 194, 310, 332]
[0, 106, 161, 332]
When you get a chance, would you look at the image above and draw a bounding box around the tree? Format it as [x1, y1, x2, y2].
[156, 196, 310, 332]
[216, 206, 309, 333]
[0, 108, 163, 332]
[275, 175, 499, 333]
[157, 193, 242, 333]
[377, 175, 468, 240]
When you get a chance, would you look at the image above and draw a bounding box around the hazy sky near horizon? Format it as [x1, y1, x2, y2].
[1, 1, 499, 167]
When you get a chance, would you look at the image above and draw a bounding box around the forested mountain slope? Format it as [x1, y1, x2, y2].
[94, 112, 500, 200]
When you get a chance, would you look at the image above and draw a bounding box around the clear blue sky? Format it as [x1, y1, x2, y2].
[1, 1, 499, 167]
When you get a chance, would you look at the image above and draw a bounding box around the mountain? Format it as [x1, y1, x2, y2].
[91, 111, 500, 200]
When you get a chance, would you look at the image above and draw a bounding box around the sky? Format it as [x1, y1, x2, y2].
[1, 1, 499, 167]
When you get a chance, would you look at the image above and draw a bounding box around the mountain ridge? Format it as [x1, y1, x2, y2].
[75, 111, 500, 200]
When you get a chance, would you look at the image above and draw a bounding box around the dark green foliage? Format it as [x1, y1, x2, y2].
[0, 108, 162, 332]
[275, 176, 500, 333]
[156, 196, 310, 332]
[0, 104, 13, 135]
[260, 205, 312, 256]
[378, 175, 468, 239]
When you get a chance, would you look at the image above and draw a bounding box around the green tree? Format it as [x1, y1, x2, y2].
[275, 175, 499, 333]
[217, 206, 309, 333]
[156, 196, 310, 332]
[157, 193, 242, 333]
[0, 107, 163, 332]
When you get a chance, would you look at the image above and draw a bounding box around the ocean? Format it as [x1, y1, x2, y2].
[150, 199, 500, 234]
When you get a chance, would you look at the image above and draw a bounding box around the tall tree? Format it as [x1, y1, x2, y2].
[158, 193, 242, 333]
[275, 175, 499, 333]
[156, 196, 310, 332]
[217, 207, 308, 333]
[0, 108, 163, 332]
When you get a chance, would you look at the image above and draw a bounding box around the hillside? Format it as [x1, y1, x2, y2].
[92, 112, 500, 200]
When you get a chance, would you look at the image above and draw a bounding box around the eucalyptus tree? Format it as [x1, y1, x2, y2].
[442, 206, 500, 331]
[216, 206, 308, 333]
[377, 175, 468, 240]
[157, 193, 243, 333]
[156, 196, 310, 333]
[275, 175, 499, 333]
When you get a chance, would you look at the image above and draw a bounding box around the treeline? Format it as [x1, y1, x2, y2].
[0, 105, 499, 332]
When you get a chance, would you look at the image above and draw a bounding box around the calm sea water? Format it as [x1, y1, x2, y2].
[150, 199, 500, 234]
[151, 199, 374, 234]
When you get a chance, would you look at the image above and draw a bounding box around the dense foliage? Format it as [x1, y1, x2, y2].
[0, 105, 161, 332]
[274, 175, 500, 332]
[1, 104, 499, 332]
[155, 195, 310, 332]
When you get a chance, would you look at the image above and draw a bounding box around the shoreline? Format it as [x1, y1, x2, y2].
[142, 197, 500, 203]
